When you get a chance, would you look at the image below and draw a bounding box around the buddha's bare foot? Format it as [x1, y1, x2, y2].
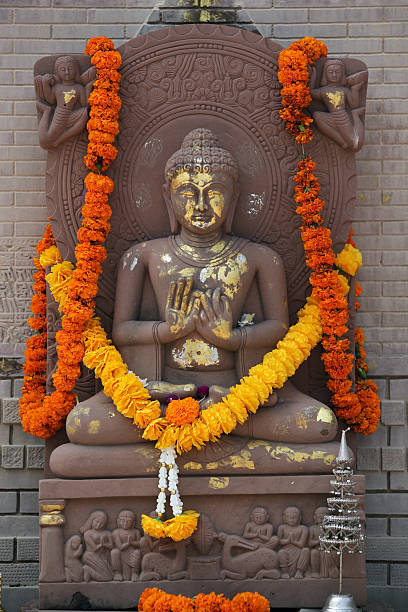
[200, 385, 228, 410]
[147, 381, 197, 402]
[233, 381, 337, 443]
[200, 384, 277, 410]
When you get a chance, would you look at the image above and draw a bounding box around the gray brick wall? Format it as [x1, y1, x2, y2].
[0, 1, 407, 610]
[0, 373, 43, 610]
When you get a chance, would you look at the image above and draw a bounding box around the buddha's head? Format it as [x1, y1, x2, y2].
[54, 56, 79, 84]
[163, 128, 239, 235]
[321, 59, 346, 86]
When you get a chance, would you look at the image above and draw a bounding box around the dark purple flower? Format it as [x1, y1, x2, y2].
[166, 393, 180, 404]
[196, 385, 209, 399]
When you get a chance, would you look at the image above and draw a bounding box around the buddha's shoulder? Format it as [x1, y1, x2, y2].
[120, 237, 169, 262]
[241, 240, 283, 266]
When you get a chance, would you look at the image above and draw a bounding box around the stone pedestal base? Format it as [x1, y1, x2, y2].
[39, 475, 366, 610]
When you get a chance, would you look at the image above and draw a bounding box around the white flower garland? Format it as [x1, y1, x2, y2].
[156, 446, 183, 518]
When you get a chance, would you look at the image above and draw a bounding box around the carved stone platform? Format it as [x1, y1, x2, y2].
[39, 475, 366, 610]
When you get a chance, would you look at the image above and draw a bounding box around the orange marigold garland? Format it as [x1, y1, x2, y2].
[19, 36, 121, 438]
[19, 225, 54, 434]
[279, 36, 327, 143]
[278, 37, 380, 434]
[137, 588, 268, 611]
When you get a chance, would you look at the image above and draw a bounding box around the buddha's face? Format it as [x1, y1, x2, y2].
[169, 171, 235, 234]
[325, 62, 343, 84]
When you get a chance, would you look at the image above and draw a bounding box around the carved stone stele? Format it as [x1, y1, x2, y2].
[35, 24, 367, 608]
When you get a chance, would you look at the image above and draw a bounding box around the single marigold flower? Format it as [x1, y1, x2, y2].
[141, 515, 166, 539]
[91, 49, 122, 70]
[85, 36, 114, 56]
[335, 243, 363, 276]
[195, 592, 230, 612]
[231, 592, 270, 612]
[166, 396, 200, 426]
[164, 511, 199, 541]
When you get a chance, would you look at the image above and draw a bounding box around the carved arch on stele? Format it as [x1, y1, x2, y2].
[40, 25, 363, 402]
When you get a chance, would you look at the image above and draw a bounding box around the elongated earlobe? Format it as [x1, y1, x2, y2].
[223, 186, 239, 233]
[162, 182, 179, 234]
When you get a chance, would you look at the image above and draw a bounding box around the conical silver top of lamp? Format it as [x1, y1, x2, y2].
[336, 428, 352, 464]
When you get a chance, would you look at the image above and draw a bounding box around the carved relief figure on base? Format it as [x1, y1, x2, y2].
[140, 540, 188, 581]
[310, 59, 368, 152]
[277, 506, 310, 579]
[80, 510, 113, 582]
[111, 510, 141, 582]
[140, 513, 161, 557]
[218, 531, 280, 580]
[64, 535, 83, 583]
[242, 506, 279, 550]
[34, 55, 96, 149]
[309, 506, 339, 579]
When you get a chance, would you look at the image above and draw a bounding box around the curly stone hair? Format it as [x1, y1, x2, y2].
[165, 128, 239, 183]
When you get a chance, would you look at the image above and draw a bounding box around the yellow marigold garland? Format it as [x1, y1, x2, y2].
[41, 241, 322, 453]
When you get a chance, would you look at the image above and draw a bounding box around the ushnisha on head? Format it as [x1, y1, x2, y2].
[165, 128, 239, 183]
[163, 128, 240, 234]
[321, 59, 347, 86]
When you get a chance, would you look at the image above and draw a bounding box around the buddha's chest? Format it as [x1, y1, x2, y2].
[149, 248, 254, 305]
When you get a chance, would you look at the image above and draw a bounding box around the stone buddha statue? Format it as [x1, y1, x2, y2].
[51, 129, 340, 479]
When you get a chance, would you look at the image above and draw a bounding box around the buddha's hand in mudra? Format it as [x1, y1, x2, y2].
[162, 279, 201, 340]
[196, 288, 240, 351]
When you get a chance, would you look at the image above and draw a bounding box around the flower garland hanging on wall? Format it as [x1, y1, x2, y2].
[278, 36, 380, 434]
[20, 37, 121, 438]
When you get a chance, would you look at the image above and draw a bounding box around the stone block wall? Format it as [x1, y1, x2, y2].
[0, 1, 407, 610]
